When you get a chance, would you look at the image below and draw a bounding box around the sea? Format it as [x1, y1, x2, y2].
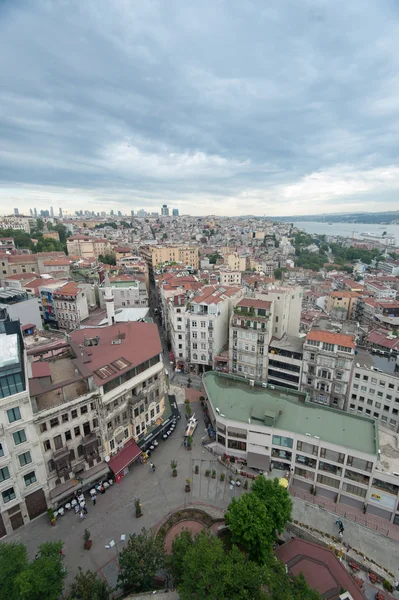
[292, 221, 399, 245]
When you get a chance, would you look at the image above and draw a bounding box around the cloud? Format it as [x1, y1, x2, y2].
[1, 0, 399, 216]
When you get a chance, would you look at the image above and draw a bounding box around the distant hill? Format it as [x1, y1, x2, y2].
[266, 211, 399, 224]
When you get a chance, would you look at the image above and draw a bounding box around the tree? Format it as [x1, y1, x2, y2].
[225, 492, 275, 563]
[69, 567, 110, 600]
[0, 542, 28, 600]
[251, 475, 292, 534]
[98, 253, 116, 266]
[176, 531, 269, 600]
[14, 541, 66, 600]
[36, 218, 44, 231]
[274, 267, 287, 280]
[167, 529, 193, 585]
[118, 528, 165, 593]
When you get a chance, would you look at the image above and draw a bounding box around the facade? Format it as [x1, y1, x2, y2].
[374, 302, 399, 329]
[226, 253, 247, 271]
[52, 282, 89, 330]
[219, 270, 242, 286]
[267, 335, 304, 391]
[204, 372, 399, 524]
[0, 238, 16, 253]
[0, 314, 48, 537]
[98, 279, 148, 309]
[141, 245, 199, 272]
[0, 216, 31, 233]
[229, 298, 273, 381]
[66, 236, 113, 259]
[0, 288, 42, 330]
[325, 291, 359, 321]
[347, 349, 399, 432]
[38, 281, 69, 329]
[301, 330, 355, 410]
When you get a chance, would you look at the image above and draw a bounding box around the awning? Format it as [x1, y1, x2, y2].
[50, 461, 110, 502]
[108, 439, 141, 476]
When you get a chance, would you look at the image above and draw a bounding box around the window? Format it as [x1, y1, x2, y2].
[77, 445, 83, 457]
[40, 423, 47, 433]
[363, 375, 368, 381]
[81, 405, 88, 415]
[74, 426, 81, 437]
[360, 386, 367, 392]
[0, 466, 10, 483]
[135, 425, 140, 435]
[53, 435, 63, 450]
[0, 442, 4, 458]
[71, 409, 78, 419]
[13, 430, 26, 445]
[388, 383, 394, 390]
[50, 418, 59, 428]
[272, 435, 293, 449]
[377, 392, 383, 398]
[355, 373, 360, 379]
[369, 388, 375, 395]
[227, 439, 246, 451]
[193, 343, 197, 349]
[384, 405, 389, 411]
[156, 404, 160, 414]
[322, 342, 334, 352]
[65, 430, 72, 441]
[379, 380, 385, 387]
[191, 321, 197, 328]
[18, 451, 32, 467]
[134, 407, 139, 418]
[62, 413, 69, 423]
[43, 439, 51, 451]
[124, 428, 129, 439]
[7, 407, 21, 423]
[24, 472, 37, 486]
[2, 487, 16, 503]
[317, 473, 339, 488]
[201, 321, 206, 328]
[90, 401, 96, 410]
[110, 439, 115, 450]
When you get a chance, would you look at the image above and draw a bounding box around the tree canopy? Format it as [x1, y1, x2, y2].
[68, 567, 110, 600]
[118, 528, 165, 593]
[0, 541, 66, 600]
[251, 476, 292, 534]
[98, 253, 116, 265]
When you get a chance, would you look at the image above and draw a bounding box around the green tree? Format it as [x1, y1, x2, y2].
[36, 218, 44, 231]
[0, 542, 28, 600]
[274, 267, 287, 280]
[177, 531, 268, 600]
[14, 541, 66, 600]
[225, 492, 275, 563]
[98, 253, 116, 266]
[167, 529, 193, 585]
[251, 475, 292, 534]
[118, 528, 165, 593]
[68, 567, 110, 600]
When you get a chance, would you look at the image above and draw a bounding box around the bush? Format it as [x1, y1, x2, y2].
[205, 469, 211, 477]
[383, 580, 393, 592]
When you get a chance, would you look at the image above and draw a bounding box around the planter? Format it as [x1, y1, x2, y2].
[51, 520, 56, 526]
[172, 470, 177, 477]
[187, 445, 192, 451]
[136, 512, 143, 518]
[185, 484, 191, 493]
[84, 540, 93, 550]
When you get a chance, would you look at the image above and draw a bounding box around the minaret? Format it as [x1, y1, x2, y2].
[104, 272, 115, 326]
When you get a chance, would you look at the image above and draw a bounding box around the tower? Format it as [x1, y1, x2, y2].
[104, 273, 115, 326]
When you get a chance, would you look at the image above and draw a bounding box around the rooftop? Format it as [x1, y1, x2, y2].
[306, 330, 356, 348]
[236, 298, 272, 310]
[354, 348, 399, 378]
[203, 372, 378, 456]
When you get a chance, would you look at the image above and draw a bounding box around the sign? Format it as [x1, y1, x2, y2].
[371, 492, 382, 501]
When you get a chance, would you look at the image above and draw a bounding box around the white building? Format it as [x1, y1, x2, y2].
[219, 271, 242, 286]
[52, 282, 89, 330]
[98, 280, 148, 309]
[0, 315, 49, 536]
[365, 281, 396, 300]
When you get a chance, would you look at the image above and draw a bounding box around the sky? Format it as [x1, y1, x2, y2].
[1, 0, 399, 217]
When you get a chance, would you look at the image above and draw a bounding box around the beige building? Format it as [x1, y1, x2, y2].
[52, 281, 90, 330]
[325, 291, 359, 321]
[219, 270, 241, 286]
[226, 253, 247, 271]
[141, 245, 199, 270]
[66, 236, 113, 259]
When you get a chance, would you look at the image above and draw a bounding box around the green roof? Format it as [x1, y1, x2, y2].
[203, 372, 378, 456]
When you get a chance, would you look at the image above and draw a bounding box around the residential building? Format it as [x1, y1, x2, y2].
[38, 281, 69, 329]
[219, 270, 242, 286]
[374, 302, 399, 329]
[229, 298, 273, 381]
[0, 216, 31, 233]
[0, 313, 49, 536]
[141, 245, 199, 274]
[66, 236, 113, 259]
[325, 290, 359, 321]
[347, 349, 399, 431]
[98, 276, 148, 310]
[204, 371, 399, 524]
[0, 254, 38, 279]
[0, 238, 16, 253]
[379, 260, 399, 276]
[226, 253, 247, 271]
[301, 330, 356, 410]
[365, 281, 396, 300]
[267, 335, 304, 391]
[52, 282, 89, 330]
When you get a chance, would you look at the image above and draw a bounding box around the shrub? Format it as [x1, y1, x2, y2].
[205, 469, 211, 477]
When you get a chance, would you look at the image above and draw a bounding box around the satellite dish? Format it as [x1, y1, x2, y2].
[105, 455, 110, 462]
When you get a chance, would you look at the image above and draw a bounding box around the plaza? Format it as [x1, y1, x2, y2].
[5, 387, 399, 595]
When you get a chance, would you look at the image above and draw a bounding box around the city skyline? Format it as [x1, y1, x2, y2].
[1, 2, 399, 216]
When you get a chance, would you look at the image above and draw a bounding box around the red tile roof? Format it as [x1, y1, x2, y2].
[237, 298, 272, 310]
[70, 322, 162, 386]
[191, 285, 241, 305]
[275, 539, 364, 600]
[4, 273, 37, 281]
[53, 282, 79, 297]
[306, 330, 355, 348]
[367, 329, 399, 351]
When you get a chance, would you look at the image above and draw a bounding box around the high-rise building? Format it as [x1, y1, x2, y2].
[50, 206, 54, 218]
[13, 208, 19, 216]
[117, 211, 122, 217]
[172, 208, 179, 216]
[59, 207, 63, 217]
[110, 210, 114, 216]
[33, 208, 37, 218]
[161, 204, 169, 216]
[131, 210, 135, 217]
[29, 209, 33, 216]
[137, 209, 146, 217]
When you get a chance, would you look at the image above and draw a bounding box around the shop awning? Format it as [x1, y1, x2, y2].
[108, 439, 141, 476]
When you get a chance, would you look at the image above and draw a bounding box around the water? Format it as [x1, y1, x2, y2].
[293, 221, 399, 244]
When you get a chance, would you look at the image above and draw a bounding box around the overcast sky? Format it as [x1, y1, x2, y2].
[1, 0, 399, 217]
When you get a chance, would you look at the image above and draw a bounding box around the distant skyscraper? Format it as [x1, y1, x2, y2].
[29, 208, 33, 216]
[50, 206, 54, 217]
[13, 208, 19, 216]
[110, 210, 114, 216]
[101, 211, 106, 217]
[59, 207, 63, 217]
[161, 204, 169, 216]
[33, 207, 37, 218]
[117, 210, 122, 217]
[172, 208, 179, 216]
[137, 209, 146, 217]
[131, 210, 135, 217]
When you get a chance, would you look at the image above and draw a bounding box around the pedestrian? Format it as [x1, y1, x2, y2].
[83, 505, 88, 515]
[152, 463, 156, 473]
[339, 530, 343, 539]
[79, 510, 84, 519]
[149, 462, 154, 472]
[92, 494, 96, 506]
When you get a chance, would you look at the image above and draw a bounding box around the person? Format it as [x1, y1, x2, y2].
[92, 494, 97, 506]
[149, 462, 154, 472]
[152, 463, 156, 473]
[339, 530, 343, 539]
[79, 510, 84, 519]
[83, 505, 88, 515]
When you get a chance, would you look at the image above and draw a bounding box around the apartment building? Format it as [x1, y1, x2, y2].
[38, 280, 69, 329]
[98, 276, 148, 309]
[226, 253, 247, 271]
[0, 288, 42, 331]
[188, 286, 243, 373]
[219, 270, 242, 286]
[0, 216, 31, 233]
[365, 281, 396, 300]
[325, 291, 359, 321]
[301, 330, 356, 410]
[53, 282, 89, 330]
[348, 349, 399, 431]
[66, 236, 113, 259]
[141, 245, 199, 274]
[204, 371, 399, 524]
[268, 335, 304, 391]
[27, 322, 165, 507]
[374, 302, 399, 329]
[229, 298, 273, 381]
[255, 286, 302, 339]
[0, 238, 16, 253]
[0, 313, 48, 536]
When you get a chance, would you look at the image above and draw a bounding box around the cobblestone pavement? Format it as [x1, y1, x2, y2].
[5, 393, 399, 595]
